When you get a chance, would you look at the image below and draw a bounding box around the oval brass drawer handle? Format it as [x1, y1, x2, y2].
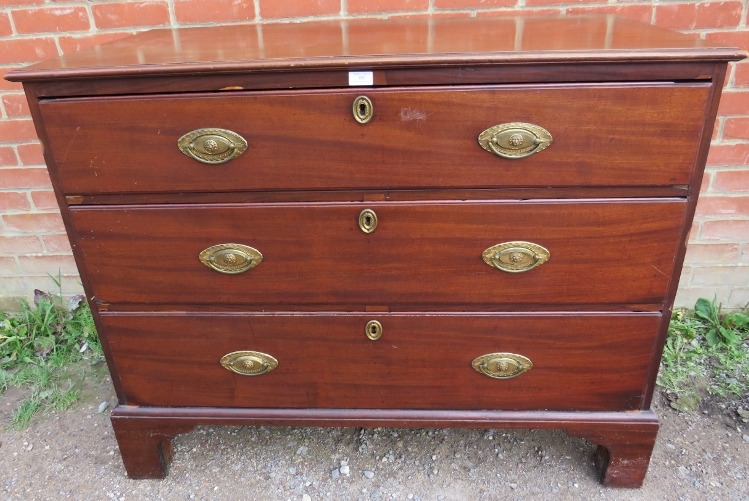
[221, 351, 278, 376]
[472, 353, 532, 379]
[199, 243, 263, 274]
[178, 128, 248, 164]
[478, 122, 552, 159]
[482, 241, 549, 273]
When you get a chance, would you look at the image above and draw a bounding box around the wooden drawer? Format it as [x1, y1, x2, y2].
[40, 84, 708, 195]
[70, 199, 686, 307]
[102, 312, 659, 411]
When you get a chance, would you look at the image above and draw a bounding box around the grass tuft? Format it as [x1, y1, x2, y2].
[1, 273, 103, 428]
[658, 302, 749, 413]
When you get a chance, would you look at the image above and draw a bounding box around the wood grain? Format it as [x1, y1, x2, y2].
[102, 312, 660, 411]
[41, 85, 708, 194]
[7, 16, 744, 82]
[110, 405, 659, 486]
[70, 199, 687, 306]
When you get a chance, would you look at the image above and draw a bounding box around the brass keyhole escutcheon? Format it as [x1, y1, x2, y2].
[359, 209, 378, 233]
[353, 96, 373, 124]
[365, 320, 383, 341]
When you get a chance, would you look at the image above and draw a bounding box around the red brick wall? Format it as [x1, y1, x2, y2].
[0, 0, 747, 309]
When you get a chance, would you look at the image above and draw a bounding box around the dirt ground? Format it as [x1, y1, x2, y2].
[1, 376, 748, 501]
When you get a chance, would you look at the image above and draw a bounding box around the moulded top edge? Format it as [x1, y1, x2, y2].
[6, 15, 746, 83]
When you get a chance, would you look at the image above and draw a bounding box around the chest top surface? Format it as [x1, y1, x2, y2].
[6, 15, 745, 83]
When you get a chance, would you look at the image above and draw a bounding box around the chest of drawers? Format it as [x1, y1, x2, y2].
[8, 15, 745, 487]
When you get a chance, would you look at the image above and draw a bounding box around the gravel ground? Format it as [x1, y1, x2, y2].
[1, 376, 749, 501]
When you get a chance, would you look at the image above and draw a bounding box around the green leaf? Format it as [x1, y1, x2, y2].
[724, 312, 749, 330]
[706, 328, 719, 346]
[719, 326, 739, 344]
[695, 298, 717, 325]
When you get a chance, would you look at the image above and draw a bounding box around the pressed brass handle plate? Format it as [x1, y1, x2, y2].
[221, 351, 278, 376]
[178, 128, 248, 164]
[472, 353, 532, 379]
[353, 96, 374, 124]
[478, 122, 552, 159]
[359, 209, 378, 233]
[365, 320, 383, 340]
[482, 241, 550, 273]
[199, 243, 263, 274]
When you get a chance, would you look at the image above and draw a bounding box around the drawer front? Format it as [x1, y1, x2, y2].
[71, 199, 686, 306]
[41, 84, 708, 194]
[102, 312, 659, 411]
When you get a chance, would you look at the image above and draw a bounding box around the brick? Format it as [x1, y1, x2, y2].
[684, 243, 741, 263]
[566, 5, 652, 24]
[30, 190, 58, 210]
[0, 68, 23, 92]
[0, 146, 17, 166]
[347, 0, 429, 14]
[13, 6, 90, 34]
[0, 191, 30, 210]
[692, 265, 749, 285]
[434, 0, 516, 8]
[257, 0, 333, 19]
[0, 168, 51, 189]
[700, 171, 711, 193]
[0, 12, 12, 37]
[706, 144, 749, 167]
[42, 234, 71, 253]
[723, 117, 749, 140]
[15, 275, 83, 296]
[717, 91, 749, 115]
[702, 220, 749, 241]
[0, 0, 43, 5]
[2, 93, 30, 118]
[0, 38, 59, 65]
[176, 0, 255, 23]
[655, 2, 743, 30]
[0, 256, 19, 275]
[3, 212, 64, 233]
[696, 195, 749, 216]
[476, 8, 561, 17]
[0, 235, 42, 254]
[728, 288, 749, 306]
[674, 286, 732, 308]
[714, 170, 749, 192]
[17, 143, 44, 165]
[525, 0, 596, 5]
[0, 119, 38, 142]
[92, 2, 170, 30]
[19, 254, 78, 274]
[712, 118, 720, 141]
[705, 30, 749, 52]
[688, 220, 700, 242]
[59, 32, 132, 55]
[678, 264, 692, 286]
[735, 61, 749, 87]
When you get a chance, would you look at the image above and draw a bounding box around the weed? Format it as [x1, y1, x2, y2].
[0, 273, 103, 428]
[11, 394, 42, 429]
[695, 297, 749, 346]
[659, 301, 749, 413]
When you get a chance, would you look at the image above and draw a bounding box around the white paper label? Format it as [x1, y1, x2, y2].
[349, 71, 374, 86]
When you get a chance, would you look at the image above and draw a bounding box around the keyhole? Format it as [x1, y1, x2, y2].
[365, 320, 382, 340]
[353, 96, 373, 124]
[359, 209, 377, 233]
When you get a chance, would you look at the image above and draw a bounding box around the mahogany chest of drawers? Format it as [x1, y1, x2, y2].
[8, 15, 745, 487]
